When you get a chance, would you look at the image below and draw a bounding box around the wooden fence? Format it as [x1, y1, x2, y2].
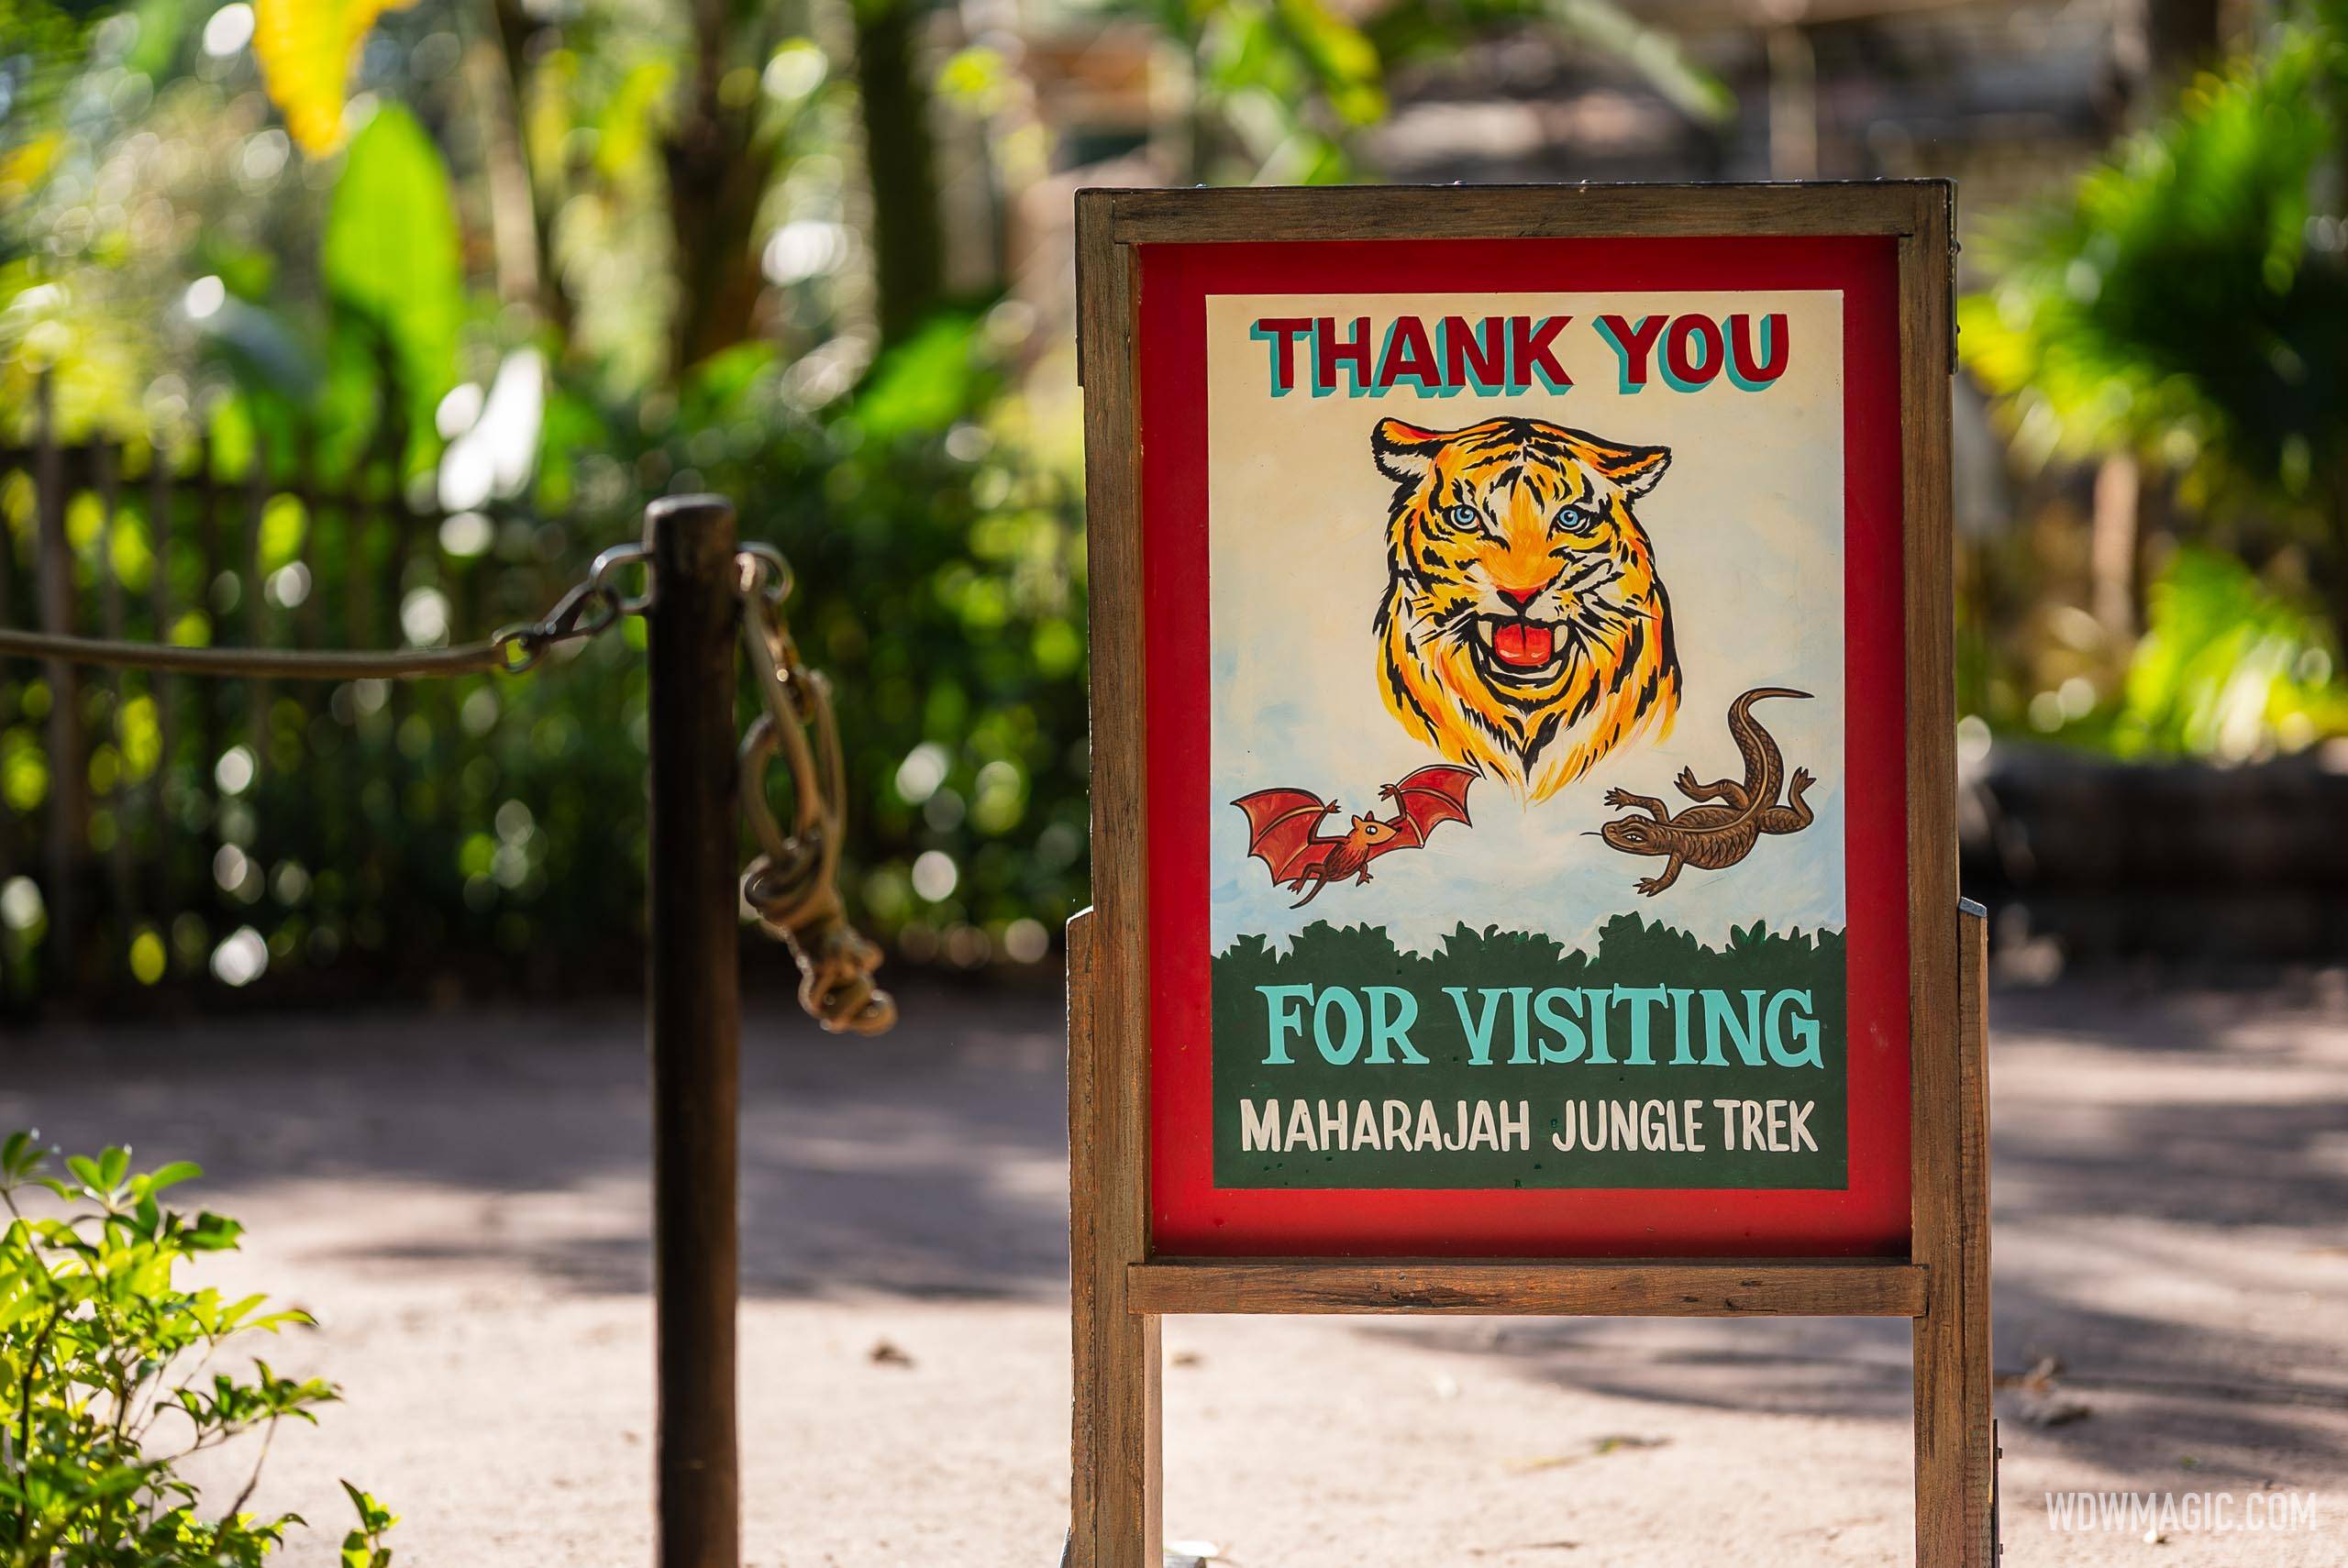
[0, 386, 639, 1013]
[1962, 745, 2348, 964]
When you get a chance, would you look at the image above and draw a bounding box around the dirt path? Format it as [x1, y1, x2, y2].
[4, 977, 2343, 1565]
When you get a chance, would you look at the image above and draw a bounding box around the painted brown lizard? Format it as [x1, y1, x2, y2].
[1596, 687, 1816, 896]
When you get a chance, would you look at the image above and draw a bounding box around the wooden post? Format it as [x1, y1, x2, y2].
[1913, 899, 1995, 1566]
[1899, 179, 1991, 1568]
[1066, 908, 1161, 1568]
[1069, 187, 1162, 1568]
[645, 494, 742, 1568]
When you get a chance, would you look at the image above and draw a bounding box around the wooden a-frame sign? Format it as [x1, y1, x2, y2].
[1068, 182, 1990, 1567]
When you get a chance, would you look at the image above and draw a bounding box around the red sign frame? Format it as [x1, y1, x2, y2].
[1135, 235, 1912, 1257]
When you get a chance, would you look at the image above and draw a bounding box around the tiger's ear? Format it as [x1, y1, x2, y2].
[1580, 437, 1671, 498]
[1372, 418, 1448, 483]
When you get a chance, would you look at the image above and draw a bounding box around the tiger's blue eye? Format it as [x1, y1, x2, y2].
[1556, 503, 1596, 530]
[1447, 504, 1480, 528]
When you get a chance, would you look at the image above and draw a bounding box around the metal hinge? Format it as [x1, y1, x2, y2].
[1991, 1418, 2004, 1562]
[1949, 237, 1963, 375]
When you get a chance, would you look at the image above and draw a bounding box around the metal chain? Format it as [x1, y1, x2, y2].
[489, 542, 652, 671]
[734, 546, 896, 1036]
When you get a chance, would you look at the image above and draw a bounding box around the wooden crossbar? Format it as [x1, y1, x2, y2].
[1125, 1258, 1927, 1318]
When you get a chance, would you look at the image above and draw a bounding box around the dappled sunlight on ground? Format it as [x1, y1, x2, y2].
[3, 977, 2342, 1564]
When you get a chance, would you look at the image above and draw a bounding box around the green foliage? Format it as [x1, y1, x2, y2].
[602, 316, 1092, 955]
[1956, 12, 2348, 760]
[338, 1483, 396, 1568]
[852, 314, 994, 440]
[0, 4, 100, 161]
[1959, 23, 2348, 507]
[1127, 0, 1729, 182]
[2112, 544, 2348, 758]
[1368, 0, 1733, 123]
[443, 317, 1094, 966]
[0, 0, 1724, 996]
[0, 0, 1089, 990]
[0, 1132, 392, 1566]
[324, 102, 461, 437]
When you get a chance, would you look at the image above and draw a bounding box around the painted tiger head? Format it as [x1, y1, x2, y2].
[1371, 415, 1680, 802]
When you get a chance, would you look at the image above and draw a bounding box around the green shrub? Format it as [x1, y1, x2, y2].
[1957, 16, 2348, 758]
[0, 1131, 393, 1567]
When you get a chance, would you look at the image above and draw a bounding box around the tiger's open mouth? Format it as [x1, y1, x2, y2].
[1470, 616, 1566, 681]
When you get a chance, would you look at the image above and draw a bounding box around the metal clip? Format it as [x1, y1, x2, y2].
[491, 576, 623, 673]
[591, 541, 656, 615]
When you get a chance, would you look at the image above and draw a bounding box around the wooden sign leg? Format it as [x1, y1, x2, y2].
[1067, 909, 1162, 1568]
[1913, 900, 1995, 1566]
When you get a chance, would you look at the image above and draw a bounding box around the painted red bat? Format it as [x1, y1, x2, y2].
[1233, 764, 1478, 908]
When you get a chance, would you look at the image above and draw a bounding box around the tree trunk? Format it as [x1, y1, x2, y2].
[2143, 0, 2221, 91]
[485, 0, 570, 340]
[854, 0, 945, 347]
[2112, 0, 2223, 122]
[663, 113, 772, 372]
[661, 3, 776, 374]
[465, 31, 544, 315]
[1765, 26, 1819, 181]
[2089, 451, 2141, 650]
